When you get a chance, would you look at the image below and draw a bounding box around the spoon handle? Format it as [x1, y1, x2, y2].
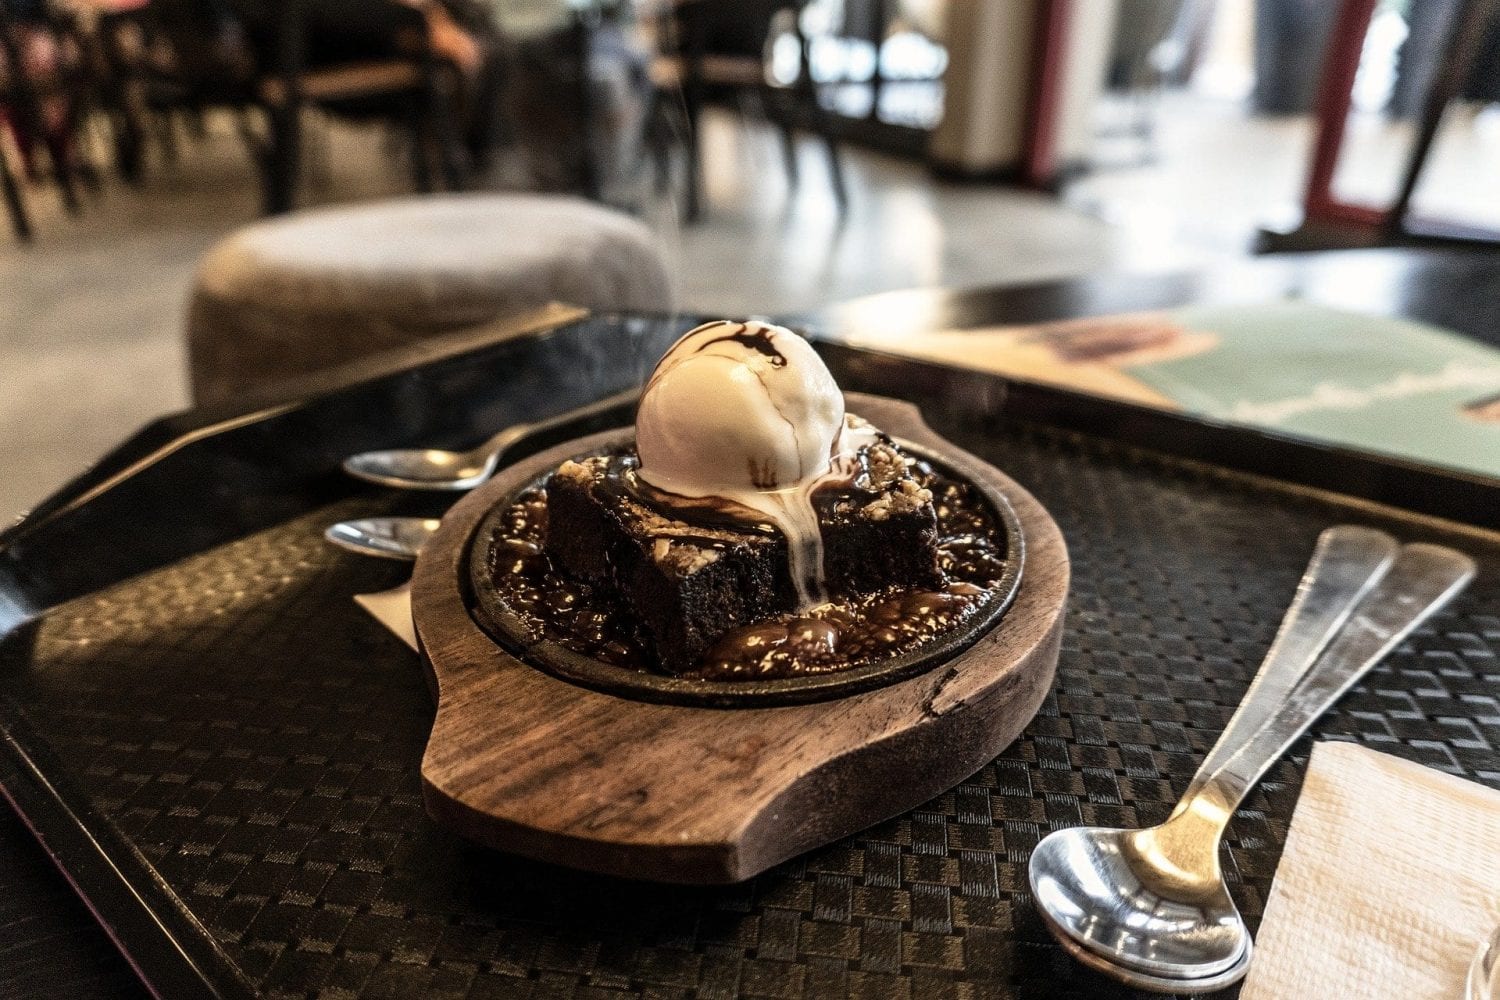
[1176, 525, 1398, 809]
[1195, 542, 1475, 813]
[482, 386, 642, 462]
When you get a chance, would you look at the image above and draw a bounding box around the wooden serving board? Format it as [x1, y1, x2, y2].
[411, 395, 1069, 883]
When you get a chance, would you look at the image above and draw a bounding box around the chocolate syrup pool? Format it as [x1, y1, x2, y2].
[485, 445, 1011, 681]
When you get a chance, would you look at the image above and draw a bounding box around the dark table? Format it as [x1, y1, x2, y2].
[4, 247, 1498, 999]
[803, 247, 1500, 351]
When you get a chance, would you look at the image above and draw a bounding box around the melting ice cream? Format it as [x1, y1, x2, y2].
[635, 320, 874, 607]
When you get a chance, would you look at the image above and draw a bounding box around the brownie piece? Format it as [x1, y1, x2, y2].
[545, 436, 941, 673]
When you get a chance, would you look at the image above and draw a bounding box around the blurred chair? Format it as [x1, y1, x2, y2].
[185, 193, 672, 405]
[78, 3, 154, 186]
[237, 0, 473, 213]
[496, 12, 608, 199]
[491, 7, 664, 205]
[1261, 0, 1500, 250]
[645, 0, 847, 221]
[133, 0, 470, 214]
[0, 0, 102, 240]
[0, 129, 26, 240]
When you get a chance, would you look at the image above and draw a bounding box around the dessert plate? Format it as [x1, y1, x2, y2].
[411, 394, 1070, 883]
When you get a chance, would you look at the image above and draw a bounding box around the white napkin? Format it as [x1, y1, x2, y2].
[1242, 741, 1500, 1000]
[354, 583, 418, 652]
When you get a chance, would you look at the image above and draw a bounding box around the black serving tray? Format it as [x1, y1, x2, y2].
[2, 311, 1498, 1000]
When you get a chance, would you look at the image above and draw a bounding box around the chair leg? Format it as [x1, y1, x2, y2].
[808, 92, 847, 210]
[0, 146, 32, 242]
[97, 10, 145, 183]
[107, 102, 144, 183]
[438, 126, 468, 192]
[822, 123, 847, 210]
[652, 124, 672, 196]
[154, 109, 180, 165]
[408, 96, 435, 193]
[765, 87, 800, 188]
[414, 59, 468, 193]
[9, 79, 81, 212]
[794, 28, 847, 212]
[40, 124, 81, 214]
[570, 17, 601, 201]
[682, 86, 702, 222]
[431, 83, 469, 192]
[637, 87, 668, 194]
[56, 85, 103, 195]
[72, 112, 104, 193]
[1384, 0, 1499, 238]
[184, 106, 208, 141]
[261, 102, 301, 215]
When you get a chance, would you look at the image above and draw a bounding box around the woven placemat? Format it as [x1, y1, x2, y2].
[3, 417, 1496, 1000]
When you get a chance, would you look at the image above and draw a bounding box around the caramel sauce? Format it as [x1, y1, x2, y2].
[486, 453, 1009, 681]
[692, 582, 987, 680]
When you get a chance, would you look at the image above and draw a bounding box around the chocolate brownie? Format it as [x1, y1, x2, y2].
[545, 435, 942, 673]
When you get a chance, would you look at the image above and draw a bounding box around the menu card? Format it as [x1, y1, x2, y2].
[838, 302, 1500, 479]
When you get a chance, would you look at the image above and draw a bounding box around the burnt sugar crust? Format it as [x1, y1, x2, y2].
[545, 436, 942, 673]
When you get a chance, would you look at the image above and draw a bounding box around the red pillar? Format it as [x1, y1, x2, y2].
[1301, 0, 1384, 227]
[1022, 0, 1071, 189]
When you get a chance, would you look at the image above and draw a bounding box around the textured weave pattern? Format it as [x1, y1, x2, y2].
[4, 420, 1498, 999]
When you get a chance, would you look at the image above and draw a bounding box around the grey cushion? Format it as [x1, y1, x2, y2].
[186, 193, 671, 405]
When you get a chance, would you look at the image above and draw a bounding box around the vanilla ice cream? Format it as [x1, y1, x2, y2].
[636, 320, 847, 498]
[635, 320, 874, 608]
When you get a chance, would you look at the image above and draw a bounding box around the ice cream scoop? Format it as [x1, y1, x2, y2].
[635, 320, 868, 608]
[636, 320, 846, 498]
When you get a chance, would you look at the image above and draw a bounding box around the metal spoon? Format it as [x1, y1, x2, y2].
[325, 517, 431, 650]
[325, 516, 436, 560]
[342, 386, 641, 490]
[1043, 914, 1254, 995]
[1031, 525, 1399, 983]
[1176, 526, 1398, 809]
[1030, 540, 1475, 991]
[1468, 922, 1500, 1000]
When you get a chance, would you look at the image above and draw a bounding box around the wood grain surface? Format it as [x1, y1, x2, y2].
[411, 395, 1069, 883]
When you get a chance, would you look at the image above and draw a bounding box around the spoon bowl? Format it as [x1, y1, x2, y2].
[1038, 892, 1254, 996]
[1029, 825, 1247, 979]
[325, 517, 438, 561]
[343, 449, 497, 491]
[1467, 922, 1500, 1000]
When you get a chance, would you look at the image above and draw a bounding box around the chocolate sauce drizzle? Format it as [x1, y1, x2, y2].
[638, 319, 862, 604]
[599, 454, 778, 539]
[486, 448, 1010, 681]
[643, 321, 791, 397]
[698, 325, 788, 367]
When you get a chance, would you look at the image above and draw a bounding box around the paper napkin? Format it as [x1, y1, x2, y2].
[354, 583, 417, 652]
[1241, 741, 1500, 1000]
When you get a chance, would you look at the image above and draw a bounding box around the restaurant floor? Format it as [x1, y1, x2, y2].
[5, 91, 1498, 521]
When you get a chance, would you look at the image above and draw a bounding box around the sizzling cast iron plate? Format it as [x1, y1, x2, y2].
[464, 433, 1024, 708]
